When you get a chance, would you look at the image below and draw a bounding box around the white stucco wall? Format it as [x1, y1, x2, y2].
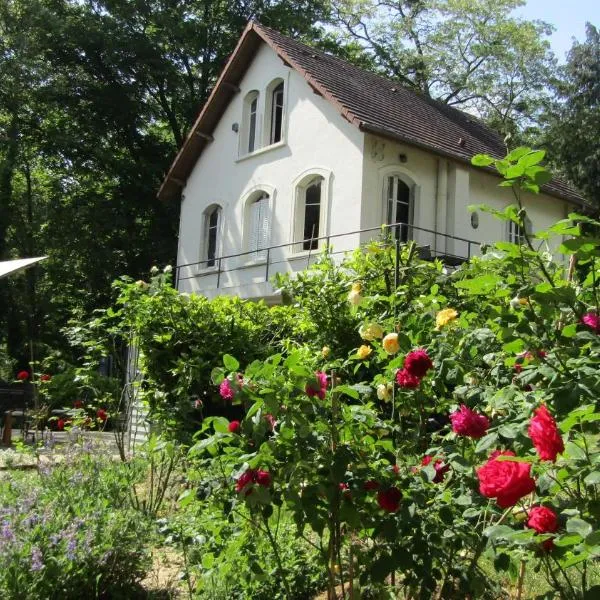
[360, 133, 572, 260]
[177, 42, 364, 298]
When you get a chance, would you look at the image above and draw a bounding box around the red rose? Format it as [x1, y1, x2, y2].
[403, 349, 433, 378]
[514, 363, 523, 374]
[377, 487, 402, 512]
[421, 455, 450, 483]
[392, 464, 400, 475]
[96, 408, 108, 422]
[305, 371, 328, 400]
[396, 368, 420, 388]
[73, 400, 83, 409]
[57, 418, 65, 430]
[339, 482, 352, 498]
[528, 405, 564, 462]
[228, 420, 241, 433]
[16, 370, 29, 381]
[527, 506, 558, 534]
[40, 374, 51, 382]
[450, 405, 490, 439]
[527, 505, 559, 551]
[236, 469, 256, 494]
[363, 480, 380, 491]
[477, 450, 536, 508]
[255, 469, 271, 487]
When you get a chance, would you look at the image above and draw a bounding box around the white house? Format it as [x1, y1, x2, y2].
[158, 21, 585, 302]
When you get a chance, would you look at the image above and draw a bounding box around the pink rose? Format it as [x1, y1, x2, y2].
[219, 379, 235, 400]
[581, 312, 600, 333]
[477, 450, 536, 508]
[305, 371, 328, 400]
[396, 368, 420, 388]
[450, 405, 490, 439]
[528, 405, 564, 462]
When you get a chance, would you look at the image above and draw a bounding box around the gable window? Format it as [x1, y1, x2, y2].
[203, 205, 221, 268]
[248, 192, 270, 260]
[270, 82, 284, 144]
[508, 215, 532, 245]
[243, 91, 259, 154]
[385, 175, 412, 241]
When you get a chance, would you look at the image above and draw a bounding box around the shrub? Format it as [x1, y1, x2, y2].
[0, 442, 152, 599]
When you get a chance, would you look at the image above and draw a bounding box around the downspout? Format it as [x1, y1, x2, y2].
[435, 159, 448, 255]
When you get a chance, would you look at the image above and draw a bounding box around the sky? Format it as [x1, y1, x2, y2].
[516, 0, 600, 61]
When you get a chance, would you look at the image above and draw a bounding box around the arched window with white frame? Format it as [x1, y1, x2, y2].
[202, 204, 221, 268]
[243, 90, 259, 154]
[385, 174, 413, 242]
[246, 192, 270, 260]
[507, 215, 533, 245]
[294, 176, 324, 251]
[270, 81, 284, 144]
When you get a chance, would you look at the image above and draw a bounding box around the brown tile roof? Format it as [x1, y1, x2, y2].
[158, 21, 586, 206]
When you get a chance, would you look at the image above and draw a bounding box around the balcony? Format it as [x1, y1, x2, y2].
[175, 222, 481, 301]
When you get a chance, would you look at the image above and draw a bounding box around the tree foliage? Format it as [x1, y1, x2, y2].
[543, 23, 600, 207]
[330, 0, 557, 133]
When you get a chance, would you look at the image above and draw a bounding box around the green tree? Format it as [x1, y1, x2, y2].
[330, 0, 556, 134]
[543, 23, 600, 207]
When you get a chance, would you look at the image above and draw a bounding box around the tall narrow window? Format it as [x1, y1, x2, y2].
[248, 96, 258, 153]
[248, 193, 270, 260]
[508, 216, 532, 245]
[204, 206, 221, 268]
[386, 175, 411, 242]
[270, 82, 284, 144]
[303, 178, 322, 250]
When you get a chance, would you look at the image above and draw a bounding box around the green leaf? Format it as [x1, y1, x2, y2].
[518, 150, 545, 168]
[213, 417, 230, 434]
[223, 354, 239, 371]
[506, 164, 525, 179]
[471, 154, 494, 167]
[566, 517, 592, 538]
[506, 147, 531, 162]
[585, 471, 600, 486]
[484, 525, 514, 541]
[553, 533, 582, 547]
[475, 432, 498, 453]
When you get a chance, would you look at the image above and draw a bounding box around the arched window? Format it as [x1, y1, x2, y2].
[247, 192, 270, 260]
[508, 215, 532, 245]
[270, 82, 284, 144]
[203, 205, 221, 268]
[243, 91, 259, 154]
[385, 175, 413, 242]
[300, 177, 323, 250]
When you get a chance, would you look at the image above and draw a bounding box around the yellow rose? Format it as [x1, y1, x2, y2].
[321, 346, 331, 359]
[376, 382, 394, 402]
[359, 322, 384, 341]
[436, 308, 458, 329]
[357, 345, 373, 359]
[351, 282, 362, 293]
[348, 289, 363, 306]
[382, 332, 400, 354]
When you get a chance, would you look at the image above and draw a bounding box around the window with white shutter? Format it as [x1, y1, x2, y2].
[385, 175, 413, 242]
[248, 193, 270, 260]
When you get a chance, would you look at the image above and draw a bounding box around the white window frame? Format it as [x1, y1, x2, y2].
[263, 77, 288, 148]
[378, 166, 420, 242]
[200, 204, 223, 272]
[241, 90, 260, 156]
[291, 168, 332, 254]
[241, 184, 276, 264]
[507, 215, 533, 245]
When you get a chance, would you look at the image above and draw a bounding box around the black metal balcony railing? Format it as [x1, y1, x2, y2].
[174, 222, 481, 292]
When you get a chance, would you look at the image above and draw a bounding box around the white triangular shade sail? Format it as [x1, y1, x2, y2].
[0, 257, 47, 279]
